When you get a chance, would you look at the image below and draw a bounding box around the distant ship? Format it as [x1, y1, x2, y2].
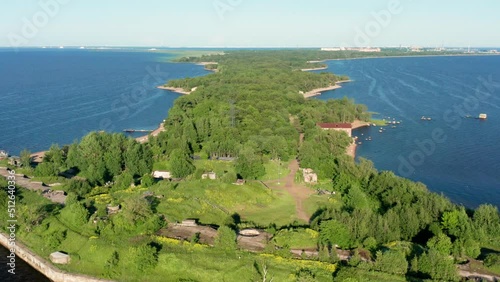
[479, 113, 487, 119]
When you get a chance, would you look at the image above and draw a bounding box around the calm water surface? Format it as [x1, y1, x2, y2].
[317, 56, 500, 208]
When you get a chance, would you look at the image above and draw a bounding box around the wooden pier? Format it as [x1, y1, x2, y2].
[123, 129, 153, 133]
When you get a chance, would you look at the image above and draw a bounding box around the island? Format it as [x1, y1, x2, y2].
[1, 49, 500, 282]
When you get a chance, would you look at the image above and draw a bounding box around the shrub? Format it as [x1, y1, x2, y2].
[214, 226, 237, 251]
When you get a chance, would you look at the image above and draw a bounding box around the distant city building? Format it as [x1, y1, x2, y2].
[357, 47, 381, 52]
[321, 47, 381, 52]
[321, 47, 343, 51]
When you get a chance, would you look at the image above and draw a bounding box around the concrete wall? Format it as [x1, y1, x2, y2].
[0, 232, 114, 282]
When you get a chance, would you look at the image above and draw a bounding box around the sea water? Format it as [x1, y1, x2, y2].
[316, 55, 500, 208]
[0, 48, 210, 155]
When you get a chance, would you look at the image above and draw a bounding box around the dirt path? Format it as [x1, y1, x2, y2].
[267, 159, 314, 223]
[0, 167, 66, 204]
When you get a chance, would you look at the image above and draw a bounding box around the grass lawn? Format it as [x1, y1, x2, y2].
[261, 159, 290, 181]
[236, 189, 298, 227]
[5, 168, 340, 281]
[30, 176, 67, 185]
[370, 119, 389, 126]
[273, 228, 319, 249]
[303, 194, 333, 216]
[122, 178, 299, 227]
[18, 215, 337, 282]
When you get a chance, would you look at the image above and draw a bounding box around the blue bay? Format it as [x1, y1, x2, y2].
[316, 56, 500, 208]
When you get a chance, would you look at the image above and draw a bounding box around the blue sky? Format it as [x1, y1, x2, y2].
[1, 0, 500, 47]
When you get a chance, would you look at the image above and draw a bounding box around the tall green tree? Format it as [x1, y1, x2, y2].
[169, 148, 195, 178]
[319, 219, 352, 249]
[427, 233, 452, 256]
[45, 143, 65, 168]
[374, 249, 408, 275]
[235, 146, 265, 180]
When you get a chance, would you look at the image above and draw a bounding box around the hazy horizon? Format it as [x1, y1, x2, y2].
[2, 0, 500, 48]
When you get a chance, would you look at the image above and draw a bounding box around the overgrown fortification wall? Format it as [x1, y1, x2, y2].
[0, 232, 114, 282]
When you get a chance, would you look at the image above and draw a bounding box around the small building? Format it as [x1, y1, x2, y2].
[42, 190, 67, 204]
[202, 172, 217, 180]
[303, 168, 318, 184]
[106, 205, 121, 215]
[8, 156, 21, 167]
[152, 171, 171, 180]
[0, 150, 8, 160]
[217, 157, 236, 161]
[234, 179, 246, 186]
[49, 252, 70, 264]
[317, 123, 353, 137]
[178, 219, 198, 227]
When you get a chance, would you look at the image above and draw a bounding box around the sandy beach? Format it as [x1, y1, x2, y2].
[303, 80, 352, 98]
[301, 66, 328, 72]
[196, 62, 218, 66]
[30, 151, 46, 163]
[346, 142, 357, 159]
[156, 86, 192, 95]
[135, 122, 165, 143]
[196, 62, 218, 72]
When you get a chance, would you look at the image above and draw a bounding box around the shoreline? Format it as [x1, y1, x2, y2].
[346, 120, 371, 158]
[156, 85, 192, 95]
[346, 142, 357, 159]
[135, 122, 165, 143]
[196, 61, 218, 72]
[303, 80, 352, 98]
[301, 66, 328, 72]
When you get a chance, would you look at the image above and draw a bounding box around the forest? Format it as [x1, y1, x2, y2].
[1, 49, 500, 281]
